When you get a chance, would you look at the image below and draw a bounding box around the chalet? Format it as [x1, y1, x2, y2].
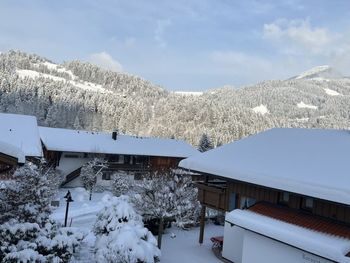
[179, 128, 350, 263]
[39, 126, 199, 187]
[0, 113, 42, 177]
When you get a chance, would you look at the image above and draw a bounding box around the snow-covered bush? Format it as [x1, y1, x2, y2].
[94, 196, 160, 263]
[0, 220, 84, 262]
[93, 195, 142, 236]
[95, 225, 160, 263]
[112, 171, 132, 196]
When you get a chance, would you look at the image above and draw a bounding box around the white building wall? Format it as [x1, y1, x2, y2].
[222, 223, 245, 263]
[57, 152, 90, 176]
[242, 230, 334, 263]
[58, 152, 91, 188]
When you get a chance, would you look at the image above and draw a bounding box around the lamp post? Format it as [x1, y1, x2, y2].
[64, 190, 73, 227]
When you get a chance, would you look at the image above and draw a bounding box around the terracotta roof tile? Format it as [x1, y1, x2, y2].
[249, 202, 350, 239]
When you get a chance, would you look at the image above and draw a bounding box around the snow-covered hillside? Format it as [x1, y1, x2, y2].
[16, 68, 112, 94]
[293, 65, 343, 80]
[1, 50, 350, 146]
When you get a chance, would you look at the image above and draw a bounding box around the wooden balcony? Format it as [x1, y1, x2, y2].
[195, 181, 228, 211]
[105, 162, 150, 172]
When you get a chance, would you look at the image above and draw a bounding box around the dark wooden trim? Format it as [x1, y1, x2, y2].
[186, 168, 350, 209]
[0, 152, 19, 166]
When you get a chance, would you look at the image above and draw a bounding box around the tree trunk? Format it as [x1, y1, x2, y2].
[89, 188, 92, 201]
[157, 217, 164, 249]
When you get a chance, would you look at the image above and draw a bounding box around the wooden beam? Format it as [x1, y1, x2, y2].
[199, 205, 206, 244]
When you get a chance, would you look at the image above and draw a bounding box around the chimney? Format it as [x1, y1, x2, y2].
[112, 130, 118, 140]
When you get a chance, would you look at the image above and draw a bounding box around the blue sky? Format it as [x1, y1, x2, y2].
[1, 0, 350, 91]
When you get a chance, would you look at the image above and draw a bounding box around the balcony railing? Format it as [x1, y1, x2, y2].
[105, 162, 150, 172]
[195, 181, 228, 211]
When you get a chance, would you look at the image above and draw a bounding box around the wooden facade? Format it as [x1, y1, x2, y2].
[196, 176, 350, 244]
[0, 153, 21, 179]
[43, 147, 186, 185]
[197, 178, 350, 224]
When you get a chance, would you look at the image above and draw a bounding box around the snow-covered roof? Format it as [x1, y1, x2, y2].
[39, 127, 198, 158]
[226, 209, 350, 263]
[179, 128, 350, 205]
[0, 113, 43, 159]
[0, 141, 26, 163]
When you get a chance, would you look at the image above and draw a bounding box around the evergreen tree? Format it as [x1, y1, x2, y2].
[0, 163, 84, 262]
[0, 163, 51, 226]
[112, 171, 131, 197]
[94, 196, 160, 263]
[198, 133, 214, 152]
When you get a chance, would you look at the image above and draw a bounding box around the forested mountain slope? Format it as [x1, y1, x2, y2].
[1, 50, 350, 146]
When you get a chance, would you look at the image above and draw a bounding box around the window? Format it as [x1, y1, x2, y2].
[135, 156, 145, 164]
[64, 154, 79, 158]
[279, 192, 290, 205]
[102, 173, 111, 180]
[240, 196, 256, 209]
[124, 155, 131, 164]
[302, 197, 314, 210]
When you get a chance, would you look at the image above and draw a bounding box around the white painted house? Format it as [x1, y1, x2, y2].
[180, 128, 350, 263]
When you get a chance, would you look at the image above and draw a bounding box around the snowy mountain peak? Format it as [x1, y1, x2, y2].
[294, 65, 342, 80]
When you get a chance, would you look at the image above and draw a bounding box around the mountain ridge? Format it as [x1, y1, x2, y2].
[1, 50, 350, 146]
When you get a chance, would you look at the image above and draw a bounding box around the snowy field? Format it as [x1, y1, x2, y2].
[51, 188, 223, 263]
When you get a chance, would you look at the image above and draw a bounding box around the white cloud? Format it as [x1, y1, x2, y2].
[88, 51, 123, 72]
[263, 19, 333, 54]
[261, 18, 350, 76]
[154, 19, 172, 48]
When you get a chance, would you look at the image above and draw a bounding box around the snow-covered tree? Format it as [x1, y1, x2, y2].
[132, 174, 175, 249]
[0, 163, 84, 262]
[112, 171, 132, 197]
[173, 175, 201, 228]
[0, 163, 51, 226]
[198, 133, 214, 152]
[132, 172, 200, 248]
[81, 158, 106, 200]
[39, 158, 64, 199]
[94, 196, 160, 263]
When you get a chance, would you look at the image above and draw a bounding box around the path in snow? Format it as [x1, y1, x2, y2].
[71, 232, 96, 263]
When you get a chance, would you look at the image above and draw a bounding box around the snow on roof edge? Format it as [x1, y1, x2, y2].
[226, 209, 350, 263]
[39, 126, 198, 158]
[179, 128, 350, 206]
[0, 141, 26, 163]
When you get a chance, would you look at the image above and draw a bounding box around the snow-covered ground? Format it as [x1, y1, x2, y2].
[324, 88, 342, 96]
[297, 101, 318, 109]
[252, 104, 269, 115]
[173, 91, 204, 96]
[16, 69, 112, 94]
[51, 188, 223, 263]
